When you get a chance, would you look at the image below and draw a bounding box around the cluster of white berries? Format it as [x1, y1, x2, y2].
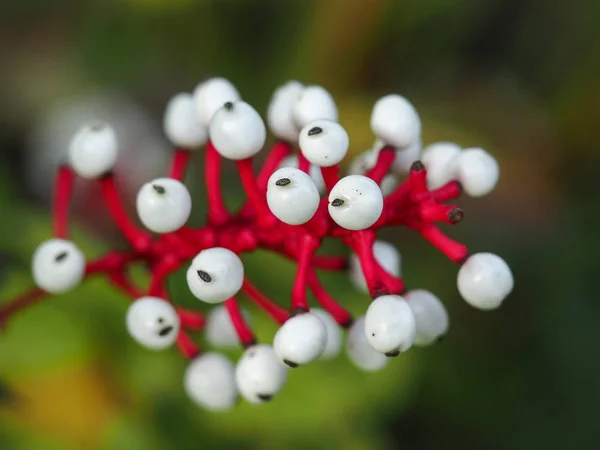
[27, 76, 513, 412]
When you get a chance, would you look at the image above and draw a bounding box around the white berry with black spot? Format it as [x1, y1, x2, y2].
[193, 77, 241, 128]
[267, 81, 304, 143]
[370, 94, 421, 149]
[126, 296, 180, 350]
[136, 177, 192, 233]
[235, 344, 288, 404]
[186, 247, 244, 304]
[364, 295, 416, 355]
[69, 122, 118, 179]
[184, 352, 238, 411]
[298, 119, 349, 167]
[292, 85, 338, 130]
[456, 147, 499, 197]
[457, 253, 513, 310]
[421, 142, 461, 189]
[349, 240, 401, 293]
[273, 312, 327, 367]
[209, 101, 266, 160]
[31, 239, 86, 294]
[206, 305, 252, 349]
[405, 290, 449, 346]
[345, 316, 388, 372]
[164, 93, 208, 149]
[310, 308, 343, 360]
[266, 167, 320, 225]
[328, 175, 384, 230]
[278, 155, 325, 193]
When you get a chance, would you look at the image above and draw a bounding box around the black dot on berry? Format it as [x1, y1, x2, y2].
[307, 126, 323, 136]
[152, 184, 166, 195]
[224, 101, 234, 110]
[275, 178, 291, 187]
[54, 251, 69, 262]
[197, 270, 212, 282]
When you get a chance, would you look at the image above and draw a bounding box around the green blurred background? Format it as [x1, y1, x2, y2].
[1, 0, 599, 449]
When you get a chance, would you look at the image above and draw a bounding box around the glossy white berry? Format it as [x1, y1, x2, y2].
[136, 178, 192, 233]
[456, 148, 499, 197]
[364, 295, 416, 355]
[278, 155, 325, 193]
[193, 77, 241, 128]
[126, 297, 180, 350]
[457, 253, 513, 310]
[292, 85, 338, 130]
[421, 142, 461, 189]
[328, 175, 383, 230]
[69, 122, 118, 179]
[298, 119, 349, 167]
[346, 316, 388, 372]
[163, 93, 207, 149]
[273, 312, 327, 367]
[310, 309, 342, 360]
[370, 94, 421, 149]
[235, 344, 288, 404]
[205, 305, 252, 349]
[31, 239, 85, 294]
[184, 353, 238, 411]
[349, 240, 401, 293]
[186, 247, 244, 304]
[266, 167, 320, 225]
[209, 101, 266, 160]
[267, 81, 304, 143]
[405, 290, 449, 346]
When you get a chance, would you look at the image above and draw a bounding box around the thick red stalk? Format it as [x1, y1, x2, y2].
[365, 146, 395, 184]
[311, 255, 348, 271]
[176, 331, 201, 359]
[417, 224, 469, 263]
[0, 287, 46, 327]
[307, 271, 353, 326]
[432, 181, 462, 203]
[297, 152, 310, 173]
[241, 279, 289, 324]
[236, 158, 274, 226]
[290, 235, 320, 311]
[205, 141, 230, 225]
[168, 149, 191, 180]
[320, 166, 340, 192]
[224, 297, 256, 346]
[177, 308, 206, 331]
[52, 165, 75, 239]
[347, 231, 388, 298]
[256, 141, 292, 189]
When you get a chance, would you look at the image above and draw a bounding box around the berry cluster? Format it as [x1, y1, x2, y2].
[0, 77, 514, 411]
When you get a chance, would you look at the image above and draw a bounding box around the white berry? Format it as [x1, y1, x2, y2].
[266, 167, 320, 225]
[273, 312, 327, 367]
[364, 295, 416, 354]
[457, 253, 513, 310]
[349, 240, 401, 293]
[205, 305, 252, 349]
[186, 247, 244, 304]
[328, 175, 383, 230]
[184, 352, 238, 411]
[310, 308, 342, 360]
[405, 290, 449, 346]
[278, 155, 325, 193]
[345, 316, 388, 372]
[163, 93, 207, 149]
[31, 239, 85, 294]
[193, 77, 241, 128]
[298, 119, 349, 167]
[370, 94, 421, 149]
[126, 296, 180, 350]
[267, 81, 304, 143]
[209, 101, 266, 160]
[292, 85, 338, 130]
[235, 344, 288, 404]
[69, 122, 118, 179]
[421, 142, 461, 189]
[456, 147, 499, 197]
[136, 177, 192, 233]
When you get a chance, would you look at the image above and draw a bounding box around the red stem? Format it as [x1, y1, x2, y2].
[224, 297, 256, 346]
[307, 271, 353, 326]
[0, 288, 47, 327]
[257, 141, 292, 190]
[417, 224, 469, 263]
[177, 308, 206, 331]
[99, 174, 151, 251]
[205, 141, 230, 225]
[236, 158, 273, 225]
[241, 279, 289, 324]
[168, 149, 191, 180]
[365, 146, 395, 185]
[432, 181, 462, 203]
[320, 166, 340, 192]
[52, 165, 75, 239]
[176, 332, 201, 359]
[311, 255, 348, 271]
[290, 234, 319, 311]
[298, 152, 310, 173]
[348, 231, 388, 298]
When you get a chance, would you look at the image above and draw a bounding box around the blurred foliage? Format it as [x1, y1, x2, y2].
[1, 0, 600, 449]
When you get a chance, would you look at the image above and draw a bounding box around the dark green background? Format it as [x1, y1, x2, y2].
[1, 0, 599, 449]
